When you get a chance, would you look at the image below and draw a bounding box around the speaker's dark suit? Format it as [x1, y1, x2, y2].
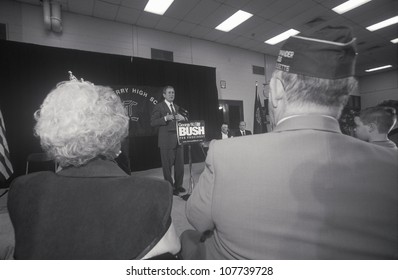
[150, 101, 184, 189]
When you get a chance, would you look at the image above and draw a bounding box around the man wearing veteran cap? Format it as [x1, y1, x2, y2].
[183, 26, 398, 259]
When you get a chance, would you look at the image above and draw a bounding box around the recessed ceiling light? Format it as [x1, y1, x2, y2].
[215, 10, 253, 32]
[365, 65, 392, 72]
[332, 0, 372, 14]
[144, 0, 174, 15]
[366, 15, 398, 31]
[264, 29, 300, 45]
[391, 38, 398, 44]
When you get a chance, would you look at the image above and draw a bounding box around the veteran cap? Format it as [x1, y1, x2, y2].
[275, 26, 357, 79]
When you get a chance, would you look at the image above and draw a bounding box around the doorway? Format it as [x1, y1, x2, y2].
[218, 100, 244, 130]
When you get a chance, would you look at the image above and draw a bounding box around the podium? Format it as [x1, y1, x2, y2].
[177, 120, 206, 201]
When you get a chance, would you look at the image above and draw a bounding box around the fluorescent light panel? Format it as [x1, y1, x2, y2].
[215, 10, 252, 32]
[265, 29, 300, 45]
[332, 0, 372, 14]
[144, 0, 174, 15]
[365, 65, 392, 72]
[391, 38, 398, 44]
[366, 15, 398, 31]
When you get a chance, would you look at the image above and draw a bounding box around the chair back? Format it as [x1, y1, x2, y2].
[26, 153, 58, 174]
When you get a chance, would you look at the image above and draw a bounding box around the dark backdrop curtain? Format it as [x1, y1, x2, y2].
[0, 40, 219, 176]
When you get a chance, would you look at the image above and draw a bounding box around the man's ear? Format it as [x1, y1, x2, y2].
[270, 78, 285, 108]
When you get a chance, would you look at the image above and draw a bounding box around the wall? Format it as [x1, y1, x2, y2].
[0, 0, 275, 131]
[1, 0, 396, 128]
[359, 70, 398, 109]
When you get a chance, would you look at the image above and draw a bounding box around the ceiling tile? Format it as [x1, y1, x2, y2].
[183, 0, 222, 24]
[256, 0, 300, 19]
[93, 1, 119, 21]
[115, 6, 141, 24]
[101, 0, 122, 5]
[256, 21, 287, 41]
[230, 15, 265, 37]
[189, 25, 213, 38]
[13, 0, 398, 75]
[221, 0, 252, 9]
[136, 12, 161, 29]
[337, 0, 392, 19]
[120, 0, 147, 10]
[286, 7, 335, 31]
[242, 0, 277, 16]
[350, 0, 398, 27]
[270, 0, 319, 24]
[200, 4, 236, 28]
[202, 29, 226, 41]
[166, 0, 201, 20]
[319, 0, 349, 9]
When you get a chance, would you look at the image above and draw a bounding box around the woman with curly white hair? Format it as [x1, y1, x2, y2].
[8, 78, 180, 259]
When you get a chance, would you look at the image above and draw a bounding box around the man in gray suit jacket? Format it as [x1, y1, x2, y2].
[182, 26, 398, 259]
[151, 86, 187, 195]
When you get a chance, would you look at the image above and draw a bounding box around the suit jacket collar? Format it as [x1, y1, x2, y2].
[164, 100, 172, 112]
[162, 100, 177, 114]
[273, 115, 341, 134]
[57, 157, 128, 178]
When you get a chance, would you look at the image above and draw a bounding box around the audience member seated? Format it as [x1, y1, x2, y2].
[338, 107, 359, 136]
[217, 123, 232, 140]
[377, 100, 398, 146]
[181, 26, 398, 259]
[354, 106, 397, 149]
[233, 121, 252, 137]
[7, 74, 180, 259]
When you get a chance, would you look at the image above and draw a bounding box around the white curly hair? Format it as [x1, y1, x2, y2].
[34, 80, 129, 167]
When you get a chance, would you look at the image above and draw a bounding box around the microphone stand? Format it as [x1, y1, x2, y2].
[180, 110, 193, 201]
[180, 144, 194, 201]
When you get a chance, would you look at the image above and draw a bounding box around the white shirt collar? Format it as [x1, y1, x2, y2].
[277, 114, 337, 126]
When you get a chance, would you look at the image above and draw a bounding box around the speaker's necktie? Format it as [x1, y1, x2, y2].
[170, 103, 176, 118]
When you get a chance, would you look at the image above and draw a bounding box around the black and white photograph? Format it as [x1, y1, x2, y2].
[0, 0, 397, 279]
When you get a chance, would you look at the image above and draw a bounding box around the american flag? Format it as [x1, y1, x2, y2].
[0, 109, 13, 184]
[253, 82, 266, 134]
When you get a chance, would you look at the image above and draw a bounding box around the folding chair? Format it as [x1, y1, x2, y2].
[25, 153, 58, 174]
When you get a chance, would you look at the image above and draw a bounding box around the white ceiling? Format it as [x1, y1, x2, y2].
[15, 0, 398, 76]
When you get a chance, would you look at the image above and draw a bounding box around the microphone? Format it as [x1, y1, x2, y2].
[179, 106, 189, 117]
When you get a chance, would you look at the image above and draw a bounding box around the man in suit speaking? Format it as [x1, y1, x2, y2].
[151, 86, 187, 196]
[182, 26, 397, 259]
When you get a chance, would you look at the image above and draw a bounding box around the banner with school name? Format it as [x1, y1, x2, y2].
[113, 86, 163, 137]
[177, 120, 206, 145]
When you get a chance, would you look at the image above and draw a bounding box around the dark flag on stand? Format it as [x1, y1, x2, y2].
[0, 109, 13, 185]
[253, 83, 265, 134]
